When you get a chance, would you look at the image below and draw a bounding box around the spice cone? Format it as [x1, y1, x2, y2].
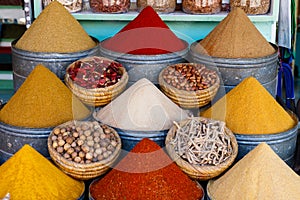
[0, 144, 84, 200]
[95, 78, 189, 131]
[207, 142, 300, 200]
[15, 1, 96, 53]
[196, 7, 275, 58]
[0, 65, 90, 128]
[201, 76, 296, 134]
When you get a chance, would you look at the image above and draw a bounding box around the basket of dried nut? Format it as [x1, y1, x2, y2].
[159, 63, 220, 108]
[165, 117, 238, 181]
[47, 120, 122, 180]
[65, 56, 128, 107]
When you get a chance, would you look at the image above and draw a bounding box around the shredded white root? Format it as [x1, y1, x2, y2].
[171, 117, 233, 166]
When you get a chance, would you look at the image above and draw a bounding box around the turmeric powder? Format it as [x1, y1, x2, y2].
[201, 77, 296, 134]
[0, 144, 84, 200]
[0, 65, 90, 128]
[15, 1, 96, 53]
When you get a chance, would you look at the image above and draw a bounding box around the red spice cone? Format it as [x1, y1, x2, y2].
[101, 6, 186, 55]
[90, 138, 203, 200]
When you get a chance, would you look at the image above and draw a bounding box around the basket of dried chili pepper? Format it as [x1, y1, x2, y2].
[158, 63, 220, 109]
[65, 56, 128, 107]
[165, 117, 238, 181]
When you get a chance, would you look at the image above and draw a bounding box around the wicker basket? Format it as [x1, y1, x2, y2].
[65, 56, 128, 107]
[48, 120, 122, 180]
[165, 117, 238, 181]
[158, 63, 220, 109]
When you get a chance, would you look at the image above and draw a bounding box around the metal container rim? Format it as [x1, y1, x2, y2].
[11, 36, 100, 59]
[234, 111, 298, 139]
[189, 40, 279, 66]
[99, 38, 189, 61]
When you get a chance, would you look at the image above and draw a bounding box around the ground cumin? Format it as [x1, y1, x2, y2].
[207, 142, 300, 199]
[0, 65, 90, 128]
[0, 144, 84, 200]
[90, 138, 203, 200]
[201, 77, 296, 134]
[15, 1, 96, 53]
[95, 78, 189, 131]
[196, 7, 275, 58]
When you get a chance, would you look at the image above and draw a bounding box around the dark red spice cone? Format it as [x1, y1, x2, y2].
[90, 138, 203, 200]
[101, 6, 186, 55]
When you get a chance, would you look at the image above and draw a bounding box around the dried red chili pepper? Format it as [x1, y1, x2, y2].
[68, 58, 124, 89]
[90, 138, 203, 200]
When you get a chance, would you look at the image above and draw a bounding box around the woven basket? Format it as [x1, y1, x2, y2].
[165, 117, 238, 181]
[48, 120, 122, 180]
[158, 63, 220, 108]
[65, 57, 128, 107]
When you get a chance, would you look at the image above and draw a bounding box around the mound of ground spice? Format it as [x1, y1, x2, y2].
[101, 6, 186, 55]
[195, 7, 275, 58]
[95, 78, 189, 131]
[15, 1, 96, 53]
[90, 138, 203, 200]
[207, 142, 300, 200]
[0, 144, 84, 200]
[201, 77, 296, 134]
[0, 65, 90, 128]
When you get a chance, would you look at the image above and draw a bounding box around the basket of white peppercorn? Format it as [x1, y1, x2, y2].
[47, 120, 122, 180]
[159, 63, 220, 109]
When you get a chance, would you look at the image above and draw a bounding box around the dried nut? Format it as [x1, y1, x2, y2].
[85, 152, 93, 160]
[58, 140, 65, 147]
[51, 121, 120, 164]
[53, 128, 61, 135]
[74, 156, 81, 163]
[78, 151, 85, 158]
[163, 63, 218, 91]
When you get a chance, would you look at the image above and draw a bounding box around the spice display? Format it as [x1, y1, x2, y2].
[182, 0, 222, 14]
[0, 144, 84, 200]
[101, 6, 187, 55]
[137, 0, 176, 13]
[0, 65, 90, 128]
[230, 0, 270, 14]
[201, 77, 296, 134]
[50, 120, 120, 163]
[67, 56, 124, 89]
[43, 0, 83, 13]
[15, 1, 96, 53]
[89, 138, 204, 200]
[171, 117, 233, 166]
[95, 78, 189, 131]
[196, 7, 275, 58]
[89, 0, 130, 13]
[207, 142, 300, 200]
[162, 63, 218, 91]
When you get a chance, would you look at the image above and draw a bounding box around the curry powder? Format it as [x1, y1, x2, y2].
[201, 77, 296, 134]
[0, 65, 90, 128]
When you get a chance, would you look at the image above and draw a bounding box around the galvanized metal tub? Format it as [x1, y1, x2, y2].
[189, 41, 279, 96]
[234, 112, 299, 167]
[11, 37, 100, 91]
[99, 39, 189, 86]
[114, 128, 168, 152]
[0, 121, 52, 164]
[219, 75, 277, 97]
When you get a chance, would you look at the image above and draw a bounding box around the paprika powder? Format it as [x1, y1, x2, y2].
[90, 138, 203, 200]
[101, 6, 187, 55]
